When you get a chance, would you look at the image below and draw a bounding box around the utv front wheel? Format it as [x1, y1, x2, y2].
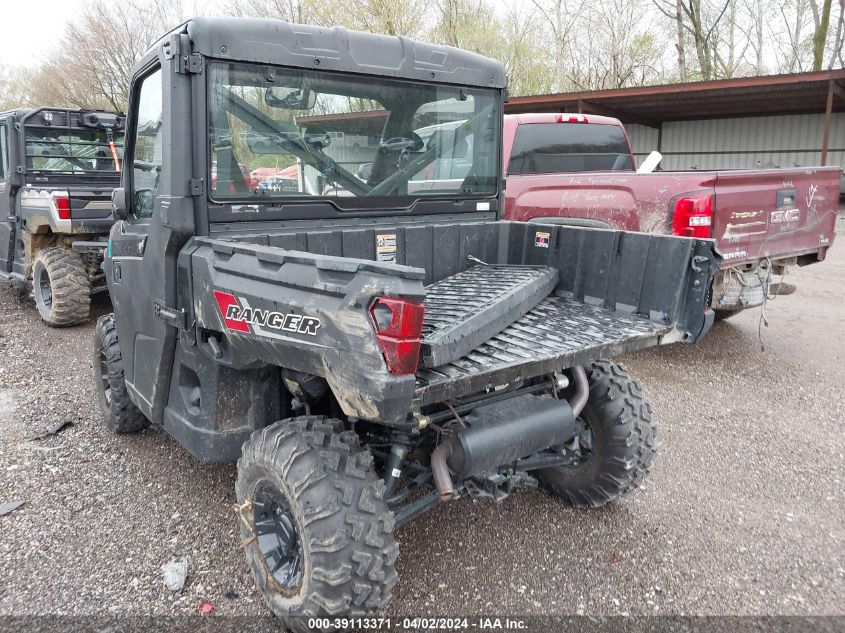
[236, 416, 398, 630]
[537, 361, 656, 508]
[94, 314, 149, 433]
[32, 246, 90, 326]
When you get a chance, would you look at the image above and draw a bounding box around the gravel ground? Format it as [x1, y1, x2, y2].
[1, 213, 844, 620]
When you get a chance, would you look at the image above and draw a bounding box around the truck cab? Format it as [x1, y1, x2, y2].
[0, 107, 125, 325]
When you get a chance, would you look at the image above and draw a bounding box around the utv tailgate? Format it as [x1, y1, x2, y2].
[416, 295, 668, 404]
[414, 223, 719, 405]
[421, 264, 558, 367]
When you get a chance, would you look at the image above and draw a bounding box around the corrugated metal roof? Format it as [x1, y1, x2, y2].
[505, 70, 845, 122]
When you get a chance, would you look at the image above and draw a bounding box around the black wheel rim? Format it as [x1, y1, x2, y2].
[564, 417, 594, 465]
[36, 266, 52, 309]
[98, 348, 111, 406]
[252, 481, 304, 592]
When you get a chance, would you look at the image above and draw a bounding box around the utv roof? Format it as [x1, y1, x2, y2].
[163, 17, 507, 90]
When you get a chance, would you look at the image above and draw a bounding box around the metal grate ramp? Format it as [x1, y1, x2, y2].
[416, 295, 672, 404]
[421, 265, 559, 368]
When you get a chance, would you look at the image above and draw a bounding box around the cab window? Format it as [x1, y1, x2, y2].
[130, 68, 164, 219]
[0, 123, 8, 181]
[508, 122, 633, 174]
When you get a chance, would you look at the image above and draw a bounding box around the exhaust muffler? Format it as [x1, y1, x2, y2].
[432, 369, 588, 500]
[445, 393, 577, 479]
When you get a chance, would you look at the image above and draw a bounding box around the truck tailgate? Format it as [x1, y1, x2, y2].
[712, 167, 840, 264]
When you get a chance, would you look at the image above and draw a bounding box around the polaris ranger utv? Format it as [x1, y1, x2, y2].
[94, 17, 719, 628]
[0, 107, 125, 325]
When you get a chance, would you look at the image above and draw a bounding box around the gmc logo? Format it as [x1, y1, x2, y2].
[770, 208, 800, 224]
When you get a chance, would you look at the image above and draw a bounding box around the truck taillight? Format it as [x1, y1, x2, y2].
[52, 194, 71, 220]
[369, 297, 425, 375]
[672, 193, 713, 238]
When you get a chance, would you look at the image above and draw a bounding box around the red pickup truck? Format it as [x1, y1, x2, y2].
[501, 113, 841, 318]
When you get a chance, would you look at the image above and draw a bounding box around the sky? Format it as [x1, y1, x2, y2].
[0, 0, 82, 66]
[0, 0, 814, 73]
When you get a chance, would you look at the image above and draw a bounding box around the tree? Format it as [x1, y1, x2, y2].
[0, 66, 32, 111]
[809, 0, 834, 70]
[494, 3, 556, 96]
[530, 0, 582, 93]
[675, 0, 688, 80]
[311, 0, 429, 37]
[227, 0, 318, 23]
[655, 0, 732, 79]
[833, 0, 845, 67]
[431, 0, 499, 51]
[734, 0, 767, 74]
[20, 0, 191, 111]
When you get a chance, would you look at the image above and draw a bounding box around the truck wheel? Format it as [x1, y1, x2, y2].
[93, 314, 149, 434]
[32, 246, 90, 326]
[236, 416, 398, 630]
[537, 361, 656, 508]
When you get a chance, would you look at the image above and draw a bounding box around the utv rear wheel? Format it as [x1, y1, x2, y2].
[236, 416, 398, 630]
[94, 314, 149, 434]
[32, 246, 90, 326]
[537, 361, 656, 508]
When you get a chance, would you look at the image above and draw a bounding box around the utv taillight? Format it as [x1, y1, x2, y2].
[672, 192, 713, 238]
[53, 194, 71, 220]
[369, 297, 425, 375]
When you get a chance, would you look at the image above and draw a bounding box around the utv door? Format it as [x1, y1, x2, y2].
[0, 120, 13, 272]
[106, 57, 194, 423]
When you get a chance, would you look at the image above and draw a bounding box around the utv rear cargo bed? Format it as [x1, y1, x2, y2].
[206, 220, 719, 418]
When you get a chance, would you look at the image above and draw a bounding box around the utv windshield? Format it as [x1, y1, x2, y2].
[207, 62, 500, 202]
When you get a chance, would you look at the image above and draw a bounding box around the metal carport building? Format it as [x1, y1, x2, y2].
[505, 70, 845, 193]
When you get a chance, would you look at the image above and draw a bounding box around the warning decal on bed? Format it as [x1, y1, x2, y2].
[376, 233, 397, 262]
[535, 231, 551, 248]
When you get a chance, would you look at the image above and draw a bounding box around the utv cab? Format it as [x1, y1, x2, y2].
[0, 107, 125, 325]
[94, 17, 720, 630]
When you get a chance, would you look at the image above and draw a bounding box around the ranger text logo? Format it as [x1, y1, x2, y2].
[213, 290, 321, 337]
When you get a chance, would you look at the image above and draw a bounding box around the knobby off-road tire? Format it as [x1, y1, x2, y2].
[236, 416, 398, 631]
[32, 246, 91, 326]
[537, 360, 656, 508]
[93, 314, 149, 434]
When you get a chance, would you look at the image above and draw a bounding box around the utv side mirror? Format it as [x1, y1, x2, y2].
[112, 187, 128, 220]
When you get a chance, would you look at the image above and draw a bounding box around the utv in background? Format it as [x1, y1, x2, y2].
[0, 108, 125, 326]
[95, 17, 719, 630]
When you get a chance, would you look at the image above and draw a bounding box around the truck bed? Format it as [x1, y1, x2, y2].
[415, 294, 668, 404]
